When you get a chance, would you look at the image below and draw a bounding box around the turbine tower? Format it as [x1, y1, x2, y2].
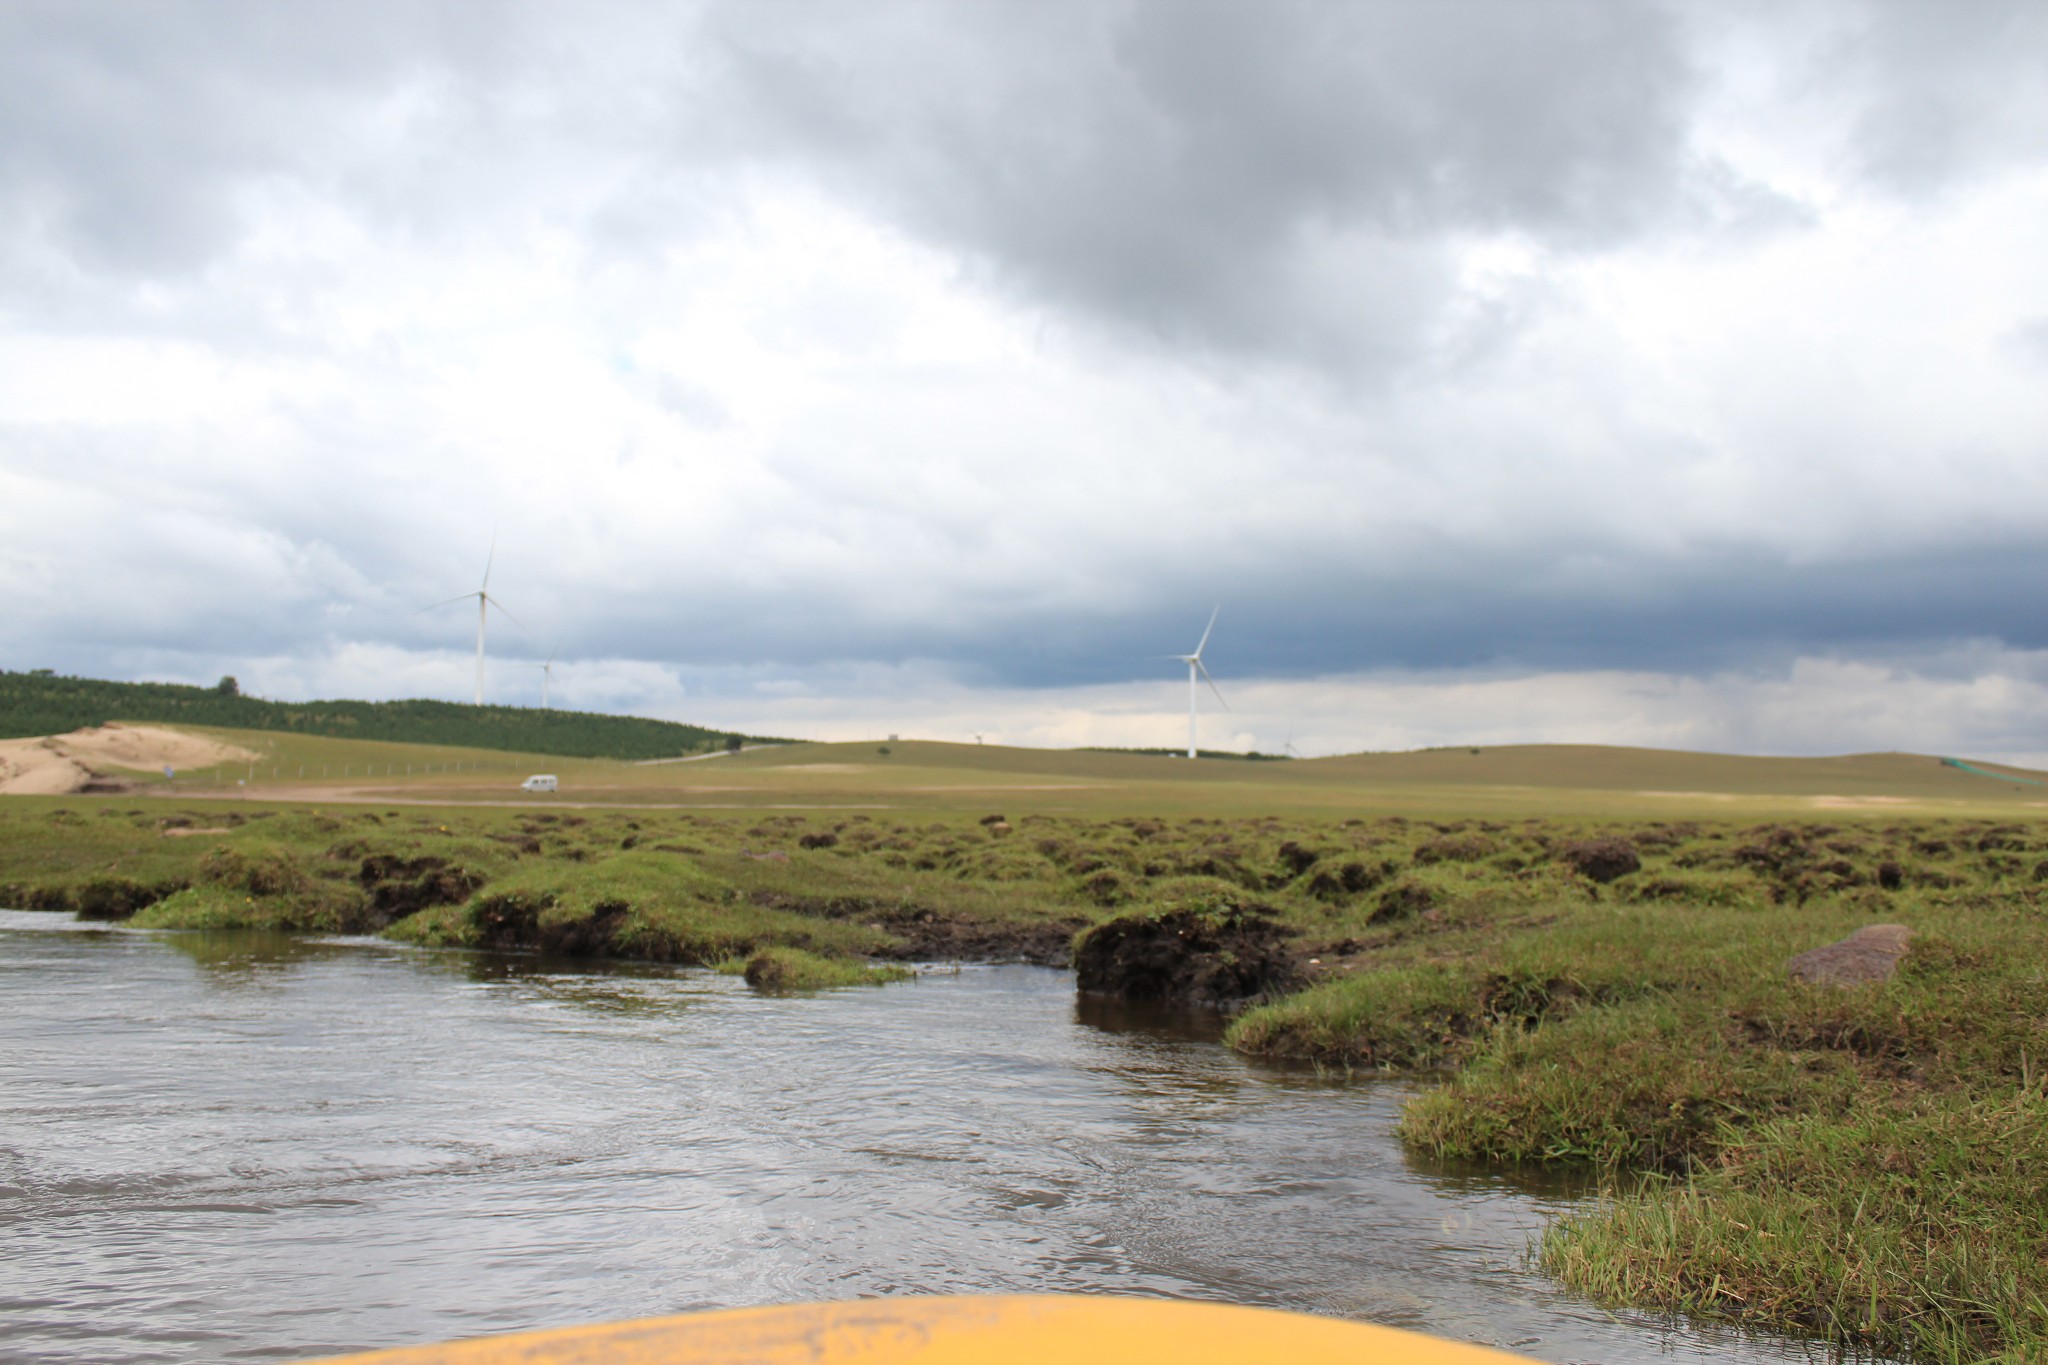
[525, 639, 562, 709]
[1171, 606, 1227, 759]
[421, 543, 524, 706]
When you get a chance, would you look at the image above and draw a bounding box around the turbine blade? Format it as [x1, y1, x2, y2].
[1193, 604, 1219, 658]
[416, 592, 477, 613]
[1197, 658, 1229, 711]
[481, 535, 497, 593]
[480, 593, 533, 637]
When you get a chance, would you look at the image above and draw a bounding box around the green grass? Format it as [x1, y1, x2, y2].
[1219, 844, 2048, 1361]
[32, 723, 2048, 818]
[731, 945, 916, 991]
[1539, 1092, 2048, 1363]
[390, 848, 901, 964]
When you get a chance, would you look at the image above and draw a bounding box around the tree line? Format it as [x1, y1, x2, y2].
[0, 670, 784, 761]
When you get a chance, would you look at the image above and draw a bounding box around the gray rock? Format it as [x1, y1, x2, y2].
[1787, 924, 1913, 986]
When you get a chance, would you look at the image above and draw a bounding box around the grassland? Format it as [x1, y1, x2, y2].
[5, 730, 2047, 1360]
[54, 723, 2048, 817]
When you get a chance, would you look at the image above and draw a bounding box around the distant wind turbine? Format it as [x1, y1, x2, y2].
[534, 641, 562, 708]
[420, 542, 526, 706]
[518, 640, 563, 708]
[1168, 606, 1227, 760]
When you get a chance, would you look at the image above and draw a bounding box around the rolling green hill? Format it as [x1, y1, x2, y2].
[0, 669, 786, 762]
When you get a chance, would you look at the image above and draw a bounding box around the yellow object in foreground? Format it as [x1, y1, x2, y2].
[307, 1294, 1543, 1365]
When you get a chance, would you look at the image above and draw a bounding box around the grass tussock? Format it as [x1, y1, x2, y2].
[734, 946, 915, 992]
[1540, 1091, 2048, 1363]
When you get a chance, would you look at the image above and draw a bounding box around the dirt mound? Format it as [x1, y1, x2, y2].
[1073, 906, 1302, 1009]
[0, 741, 97, 795]
[0, 724, 261, 795]
[871, 910, 1084, 967]
[1559, 837, 1641, 883]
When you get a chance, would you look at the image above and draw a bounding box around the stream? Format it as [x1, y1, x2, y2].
[0, 910, 1825, 1363]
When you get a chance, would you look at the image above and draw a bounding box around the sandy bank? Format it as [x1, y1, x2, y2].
[0, 724, 261, 796]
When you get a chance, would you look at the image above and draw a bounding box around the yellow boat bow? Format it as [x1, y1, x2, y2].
[307, 1294, 1542, 1364]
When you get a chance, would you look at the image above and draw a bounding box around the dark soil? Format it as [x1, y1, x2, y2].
[357, 854, 485, 928]
[871, 909, 1085, 967]
[73, 876, 184, 921]
[1560, 837, 1642, 883]
[1370, 879, 1437, 923]
[1073, 906, 1303, 1009]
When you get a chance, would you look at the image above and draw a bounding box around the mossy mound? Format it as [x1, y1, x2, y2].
[738, 946, 914, 991]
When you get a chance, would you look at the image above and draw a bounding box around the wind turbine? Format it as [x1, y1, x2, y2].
[1169, 606, 1227, 760]
[524, 639, 563, 709]
[420, 543, 525, 706]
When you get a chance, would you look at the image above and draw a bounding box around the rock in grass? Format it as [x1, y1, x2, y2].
[1559, 837, 1641, 884]
[1787, 923, 1913, 986]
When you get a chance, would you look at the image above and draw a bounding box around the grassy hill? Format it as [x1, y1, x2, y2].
[0, 669, 784, 762]
[673, 738, 2048, 816]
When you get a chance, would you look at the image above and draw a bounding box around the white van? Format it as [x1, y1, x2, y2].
[519, 774, 558, 793]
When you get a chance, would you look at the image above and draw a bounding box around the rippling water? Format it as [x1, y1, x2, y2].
[0, 911, 1822, 1364]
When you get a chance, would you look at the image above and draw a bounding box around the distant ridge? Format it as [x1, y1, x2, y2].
[1941, 757, 2045, 787]
[0, 670, 786, 762]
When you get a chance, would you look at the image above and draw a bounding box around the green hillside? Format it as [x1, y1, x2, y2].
[0, 670, 785, 761]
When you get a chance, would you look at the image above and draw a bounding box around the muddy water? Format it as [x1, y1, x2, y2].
[1, 912, 1818, 1364]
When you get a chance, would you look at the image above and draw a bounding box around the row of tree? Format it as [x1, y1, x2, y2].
[0, 670, 781, 761]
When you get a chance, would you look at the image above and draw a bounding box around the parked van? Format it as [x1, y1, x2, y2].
[520, 774, 558, 793]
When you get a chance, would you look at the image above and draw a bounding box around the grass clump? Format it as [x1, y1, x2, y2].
[131, 879, 367, 933]
[390, 849, 896, 965]
[735, 946, 914, 992]
[1541, 1092, 2048, 1363]
[1226, 962, 1481, 1068]
[130, 840, 370, 931]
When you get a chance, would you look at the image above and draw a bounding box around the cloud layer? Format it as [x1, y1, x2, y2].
[3, 0, 2045, 759]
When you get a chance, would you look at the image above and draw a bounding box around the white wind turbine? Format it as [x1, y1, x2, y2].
[420, 544, 525, 706]
[524, 640, 563, 709]
[1169, 606, 1227, 759]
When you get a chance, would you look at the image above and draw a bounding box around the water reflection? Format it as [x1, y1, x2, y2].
[159, 928, 350, 978]
[1071, 991, 1227, 1044]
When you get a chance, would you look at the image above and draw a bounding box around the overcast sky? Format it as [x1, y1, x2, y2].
[3, 0, 2045, 761]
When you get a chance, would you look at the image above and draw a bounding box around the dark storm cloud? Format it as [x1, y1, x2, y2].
[687, 0, 1730, 378]
[445, 531, 2048, 692]
[1, 1, 1772, 375]
[8, 0, 2008, 374]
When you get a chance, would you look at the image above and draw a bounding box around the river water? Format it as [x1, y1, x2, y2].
[0, 911, 1822, 1364]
